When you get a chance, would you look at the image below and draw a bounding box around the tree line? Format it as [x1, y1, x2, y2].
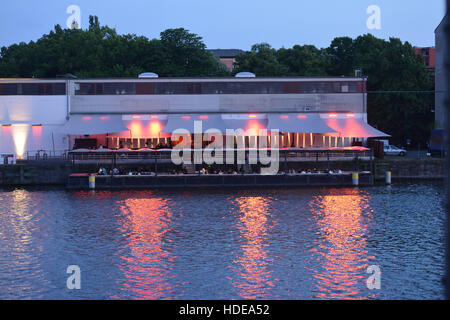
[0, 16, 434, 145]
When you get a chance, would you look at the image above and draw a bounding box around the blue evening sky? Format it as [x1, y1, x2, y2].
[0, 0, 446, 50]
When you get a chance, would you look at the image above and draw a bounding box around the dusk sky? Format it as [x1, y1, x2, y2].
[0, 0, 446, 50]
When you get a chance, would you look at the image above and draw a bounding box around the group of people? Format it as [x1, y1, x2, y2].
[288, 168, 344, 175]
[198, 168, 240, 175]
[96, 166, 345, 176]
[117, 140, 173, 150]
[97, 166, 156, 176]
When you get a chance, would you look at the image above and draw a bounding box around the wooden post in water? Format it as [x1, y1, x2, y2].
[284, 150, 287, 173]
[327, 151, 330, 172]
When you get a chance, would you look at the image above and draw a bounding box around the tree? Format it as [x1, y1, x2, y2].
[0, 21, 433, 145]
[234, 43, 288, 76]
[0, 17, 228, 78]
[277, 45, 328, 76]
[326, 36, 355, 76]
[159, 28, 227, 77]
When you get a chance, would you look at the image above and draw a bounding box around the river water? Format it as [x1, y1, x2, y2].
[0, 182, 445, 299]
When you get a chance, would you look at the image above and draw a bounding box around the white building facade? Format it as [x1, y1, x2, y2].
[0, 76, 388, 159]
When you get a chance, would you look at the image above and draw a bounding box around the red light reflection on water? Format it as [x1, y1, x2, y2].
[308, 188, 375, 299]
[112, 197, 177, 299]
[230, 196, 276, 299]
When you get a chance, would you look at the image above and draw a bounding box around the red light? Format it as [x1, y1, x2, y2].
[32, 125, 42, 136]
[248, 114, 258, 118]
[182, 116, 191, 120]
[346, 113, 355, 118]
[150, 115, 159, 119]
[328, 114, 338, 118]
[280, 115, 289, 119]
[199, 115, 209, 120]
[297, 115, 307, 119]
[82, 116, 92, 120]
[100, 116, 109, 120]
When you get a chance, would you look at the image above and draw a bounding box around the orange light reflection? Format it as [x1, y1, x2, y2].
[113, 197, 177, 299]
[308, 188, 375, 299]
[230, 196, 277, 299]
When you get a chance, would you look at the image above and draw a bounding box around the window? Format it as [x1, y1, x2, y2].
[154, 83, 189, 94]
[71, 80, 363, 95]
[136, 82, 155, 94]
[0, 83, 66, 95]
[103, 83, 136, 95]
[1, 84, 19, 95]
[341, 83, 349, 93]
[283, 82, 301, 93]
[75, 83, 135, 95]
[54, 83, 66, 95]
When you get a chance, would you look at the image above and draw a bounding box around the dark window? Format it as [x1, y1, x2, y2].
[186, 83, 202, 94]
[45, 83, 53, 95]
[1, 84, 19, 95]
[37, 84, 46, 95]
[136, 82, 155, 94]
[54, 83, 66, 95]
[201, 82, 226, 94]
[75, 83, 95, 95]
[348, 82, 358, 93]
[87, 84, 95, 95]
[283, 82, 302, 93]
[95, 83, 103, 95]
[103, 83, 136, 95]
[340, 82, 358, 93]
[72, 80, 362, 95]
[154, 83, 190, 94]
[22, 83, 38, 95]
[332, 82, 341, 93]
[0, 83, 65, 95]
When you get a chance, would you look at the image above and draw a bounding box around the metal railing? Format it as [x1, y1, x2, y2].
[25, 150, 69, 160]
[68, 148, 373, 166]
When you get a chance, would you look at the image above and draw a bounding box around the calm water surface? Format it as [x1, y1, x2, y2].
[0, 182, 445, 299]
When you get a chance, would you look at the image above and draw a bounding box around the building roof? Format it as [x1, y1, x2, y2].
[0, 76, 367, 83]
[435, 12, 448, 33]
[207, 49, 244, 58]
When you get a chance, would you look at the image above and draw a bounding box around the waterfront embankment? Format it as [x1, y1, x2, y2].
[0, 158, 444, 187]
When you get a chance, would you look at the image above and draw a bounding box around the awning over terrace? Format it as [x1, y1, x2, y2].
[56, 115, 129, 135]
[221, 114, 268, 135]
[322, 114, 390, 138]
[268, 113, 337, 133]
[162, 114, 227, 134]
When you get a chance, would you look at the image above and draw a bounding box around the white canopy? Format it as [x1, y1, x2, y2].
[268, 113, 337, 133]
[162, 114, 228, 133]
[56, 115, 129, 135]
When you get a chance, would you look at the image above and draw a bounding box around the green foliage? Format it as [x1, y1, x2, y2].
[0, 16, 228, 78]
[233, 43, 288, 76]
[0, 18, 433, 145]
[234, 35, 433, 145]
[277, 45, 329, 76]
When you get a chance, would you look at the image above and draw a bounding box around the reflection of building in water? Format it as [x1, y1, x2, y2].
[308, 188, 375, 299]
[230, 196, 276, 299]
[114, 197, 177, 299]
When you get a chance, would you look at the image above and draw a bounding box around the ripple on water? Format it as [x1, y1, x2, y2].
[0, 182, 445, 299]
